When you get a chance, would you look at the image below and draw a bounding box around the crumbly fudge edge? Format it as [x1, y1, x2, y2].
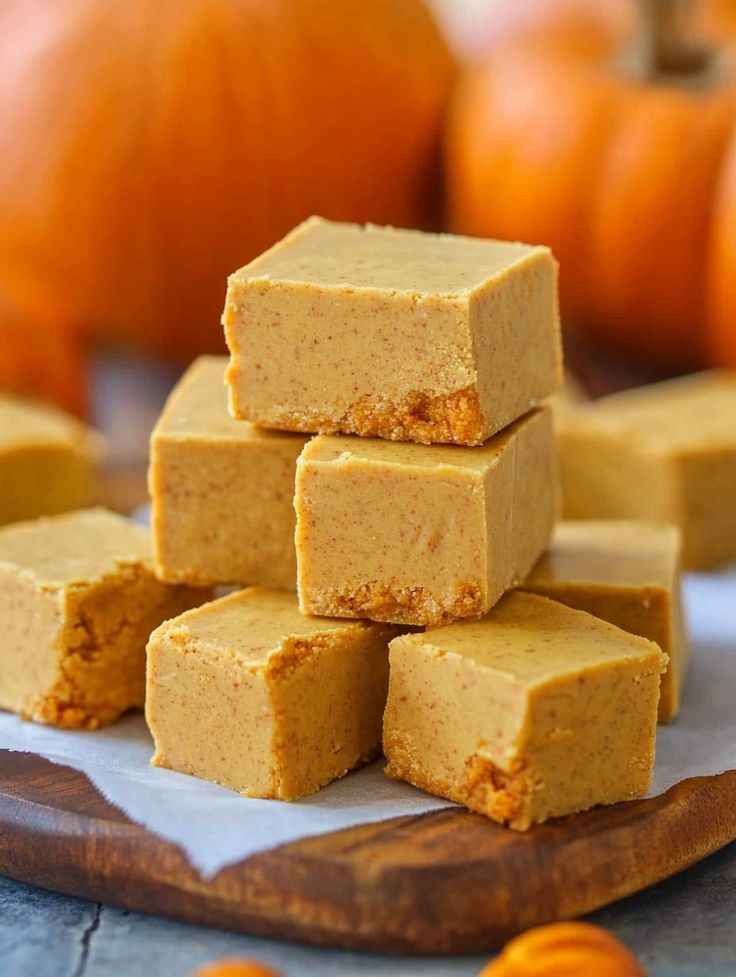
[266, 626, 395, 799]
[33, 567, 208, 731]
[229, 384, 489, 447]
[384, 734, 537, 831]
[299, 581, 489, 628]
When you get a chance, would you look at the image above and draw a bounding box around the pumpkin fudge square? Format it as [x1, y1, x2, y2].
[146, 588, 402, 800]
[384, 592, 666, 830]
[0, 393, 101, 526]
[0, 508, 207, 729]
[149, 355, 307, 589]
[223, 216, 561, 446]
[523, 521, 687, 723]
[295, 405, 558, 627]
[557, 370, 736, 569]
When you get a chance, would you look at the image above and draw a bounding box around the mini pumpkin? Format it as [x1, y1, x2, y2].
[479, 921, 647, 977]
[190, 959, 282, 977]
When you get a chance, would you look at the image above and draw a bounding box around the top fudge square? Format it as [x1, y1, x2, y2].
[222, 217, 561, 446]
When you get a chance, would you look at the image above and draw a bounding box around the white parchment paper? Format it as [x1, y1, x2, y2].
[0, 570, 734, 877]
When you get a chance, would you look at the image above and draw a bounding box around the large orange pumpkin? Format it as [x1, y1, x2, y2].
[0, 0, 453, 366]
[445, 0, 736, 368]
[700, 0, 736, 40]
[0, 274, 85, 414]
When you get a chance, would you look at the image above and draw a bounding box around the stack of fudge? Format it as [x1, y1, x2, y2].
[0, 217, 707, 830]
[142, 217, 678, 830]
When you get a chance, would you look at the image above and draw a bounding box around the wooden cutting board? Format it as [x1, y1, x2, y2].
[1, 750, 735, 954]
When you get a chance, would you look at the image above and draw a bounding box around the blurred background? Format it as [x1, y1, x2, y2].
[1, 0, 735, 504]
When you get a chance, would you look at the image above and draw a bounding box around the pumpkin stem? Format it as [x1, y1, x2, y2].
[639, 0, 712, 76]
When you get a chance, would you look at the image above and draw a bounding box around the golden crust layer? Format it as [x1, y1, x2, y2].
[384, 741, 534, 831]
[300, 580, 487, 628]
[462, 755, 533, 829]
[233, 385, 488, 447]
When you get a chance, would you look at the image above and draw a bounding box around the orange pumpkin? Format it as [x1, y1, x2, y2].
[445, 0, 736, 368]
[0, 0, 453, 366]
[190, 959, 282, 977]
[0, 276, 85, 414]
[433, 0, 636, 63]
[707, 108, 736, 365]
[479, 921, 647, 977]
[700, 0, 736, 40]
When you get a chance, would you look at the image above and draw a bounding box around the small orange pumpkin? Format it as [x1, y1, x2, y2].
[445, 0, 736, 368]
[0, 0, 453, 367]
[189, 958, 282, 977]
[479, 921, 647, 977]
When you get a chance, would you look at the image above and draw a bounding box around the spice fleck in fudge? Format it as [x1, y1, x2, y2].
[223, 217, 561, 446]
[146, 588, 401, 799]
[0, 508, 207, 729]
[522, 521, 687, 723]
[557, 370, 736, 569]
[149, 356, 308, 589]
[384, 591, 666, 830]
[0, 393, 102, 526]
[295, 405, 558, 627]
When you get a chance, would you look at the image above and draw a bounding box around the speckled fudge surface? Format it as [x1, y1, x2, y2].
[149, 356, 307, 589]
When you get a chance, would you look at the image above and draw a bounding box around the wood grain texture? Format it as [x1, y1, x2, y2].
[1, 751, 735, 954]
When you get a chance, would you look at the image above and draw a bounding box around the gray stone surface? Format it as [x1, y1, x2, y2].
[593, 840, 736, 976]
[2, 842, 735, 976]
[0, 877, 99, 977]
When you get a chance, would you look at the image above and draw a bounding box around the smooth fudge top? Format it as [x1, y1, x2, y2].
[153, 587, 381, 665]
[408, 591, 664, 686]
[229, 216, 551, 297]
[0, 508, 153, 588]
[0, 394, 100, 454]
[562, 370, 736, 453]
[299, 409, 543, 474]
[527, 521, 681, 589]
[154, 356, 301, 444]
